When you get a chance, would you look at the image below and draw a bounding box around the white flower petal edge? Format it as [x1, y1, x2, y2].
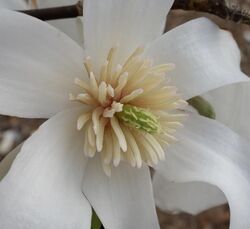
[153, 175, 226, 215]
[0, 10, 85, 118]
[82, 155, 160, 229]
[47, 18, 84, 46]
[33, 0, 84, 46]
[155, 114, 250, 229]
[145, 17, 249, 100]
[84, 0, 174, 69]
[203, 81, 250, 141]
[0, 108, 91, 229]
[0, 144, 21, 181]
[0, 0, 27, 9]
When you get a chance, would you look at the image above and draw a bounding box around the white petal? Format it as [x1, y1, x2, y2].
[145, 18, 248, 100]
[0, 10, 84, 118]
[155, 114, 250, 229]
[0, 0, 27, 9]
[83, 0, 174, 68]
[47, 18, 84, 46]
[34, 0, 84, 45]
[0, 144, 21, 181]
[82, 156, 160, 229]
[0, 108, 91, 229]
[153, 174, 226, 215]
[203, 81, 250, 141]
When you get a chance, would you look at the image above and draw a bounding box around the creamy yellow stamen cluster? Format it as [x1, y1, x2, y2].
[70, 46, 187, 176]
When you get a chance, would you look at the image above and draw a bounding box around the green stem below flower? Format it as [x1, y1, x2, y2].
[91, 209, 102, 229]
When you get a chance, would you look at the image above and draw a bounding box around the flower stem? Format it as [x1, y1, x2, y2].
[91, 209, 102, 229]
[18, 1, 82, 21]
[172, 0, 250, 25]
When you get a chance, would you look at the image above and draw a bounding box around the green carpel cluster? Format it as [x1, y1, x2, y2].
[116, 104, 161, 134]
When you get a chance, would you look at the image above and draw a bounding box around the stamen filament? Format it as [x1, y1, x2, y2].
[100, 61, 108, 82]
[96, 117, 108, 152]
[98, 81, 107, 105]
[84, 56, 92, 77]
[76, 93, 97, 105]
[114, 72, 129, 98]
[103, 129, 113, 165]
[123, 126, 142, 168]
[111, 130, 121, 167]
[123, 46, 144, 69]
[92, 107, 104, 134]
[110, 116, 127, 152]
[150, 63, 175, 73]
[77, 113, 91, 130]
[106, 46, 118, 83]
[89, 72, 99, 98]
[120, 88, 143, 103]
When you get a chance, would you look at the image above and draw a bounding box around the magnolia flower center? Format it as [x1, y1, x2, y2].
[70, 46, 187, 176]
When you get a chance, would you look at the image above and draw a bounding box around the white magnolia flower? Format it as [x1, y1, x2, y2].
[0, 0, 250, 229]
[28, 0, 84, 45]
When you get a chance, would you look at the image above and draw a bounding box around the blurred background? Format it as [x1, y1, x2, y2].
[1, 0, 250, 228]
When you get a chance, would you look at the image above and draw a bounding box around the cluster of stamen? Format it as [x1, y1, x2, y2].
[70, 46, 187, 176]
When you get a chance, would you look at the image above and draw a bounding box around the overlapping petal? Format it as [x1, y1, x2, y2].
[82, 156, 160, 229]
[154, 82, 250, 214]
[155, 114, 250, 229]
[0, 108, 91, 229]
[0, 10, 85, 118]
[33, 0, 84, 45]
[83, 0, 174, 69]
[145, 18, 248, 100]
[0, 144, 21, 180]
[153, 175, 226, 214]
[203, 81, 250, 141]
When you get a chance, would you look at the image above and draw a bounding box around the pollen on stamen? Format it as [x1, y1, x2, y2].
[69, 45, 187, 176]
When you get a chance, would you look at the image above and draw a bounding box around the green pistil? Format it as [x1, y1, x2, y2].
[116, 105, 161, 134]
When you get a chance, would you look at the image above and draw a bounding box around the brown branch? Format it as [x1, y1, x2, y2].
[172, 0, 250, 25]
[18, 1, 83, 21]
[18, 0, 250, 26]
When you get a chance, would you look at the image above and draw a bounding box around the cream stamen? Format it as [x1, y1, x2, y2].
[92, 107, 104, 134]
[114, 72, 129, 98]
[111, 130, 121, 167]
[120, 88, 143, 103]
[89, 72, 99, 98]
[84, 56, 92, 77]
[110, 116, 127, 152]
[98, 81, 107, 105]
[77, 113, 91, 130]
[96, 117, 108, 152]
[107, 84, 114, 97]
